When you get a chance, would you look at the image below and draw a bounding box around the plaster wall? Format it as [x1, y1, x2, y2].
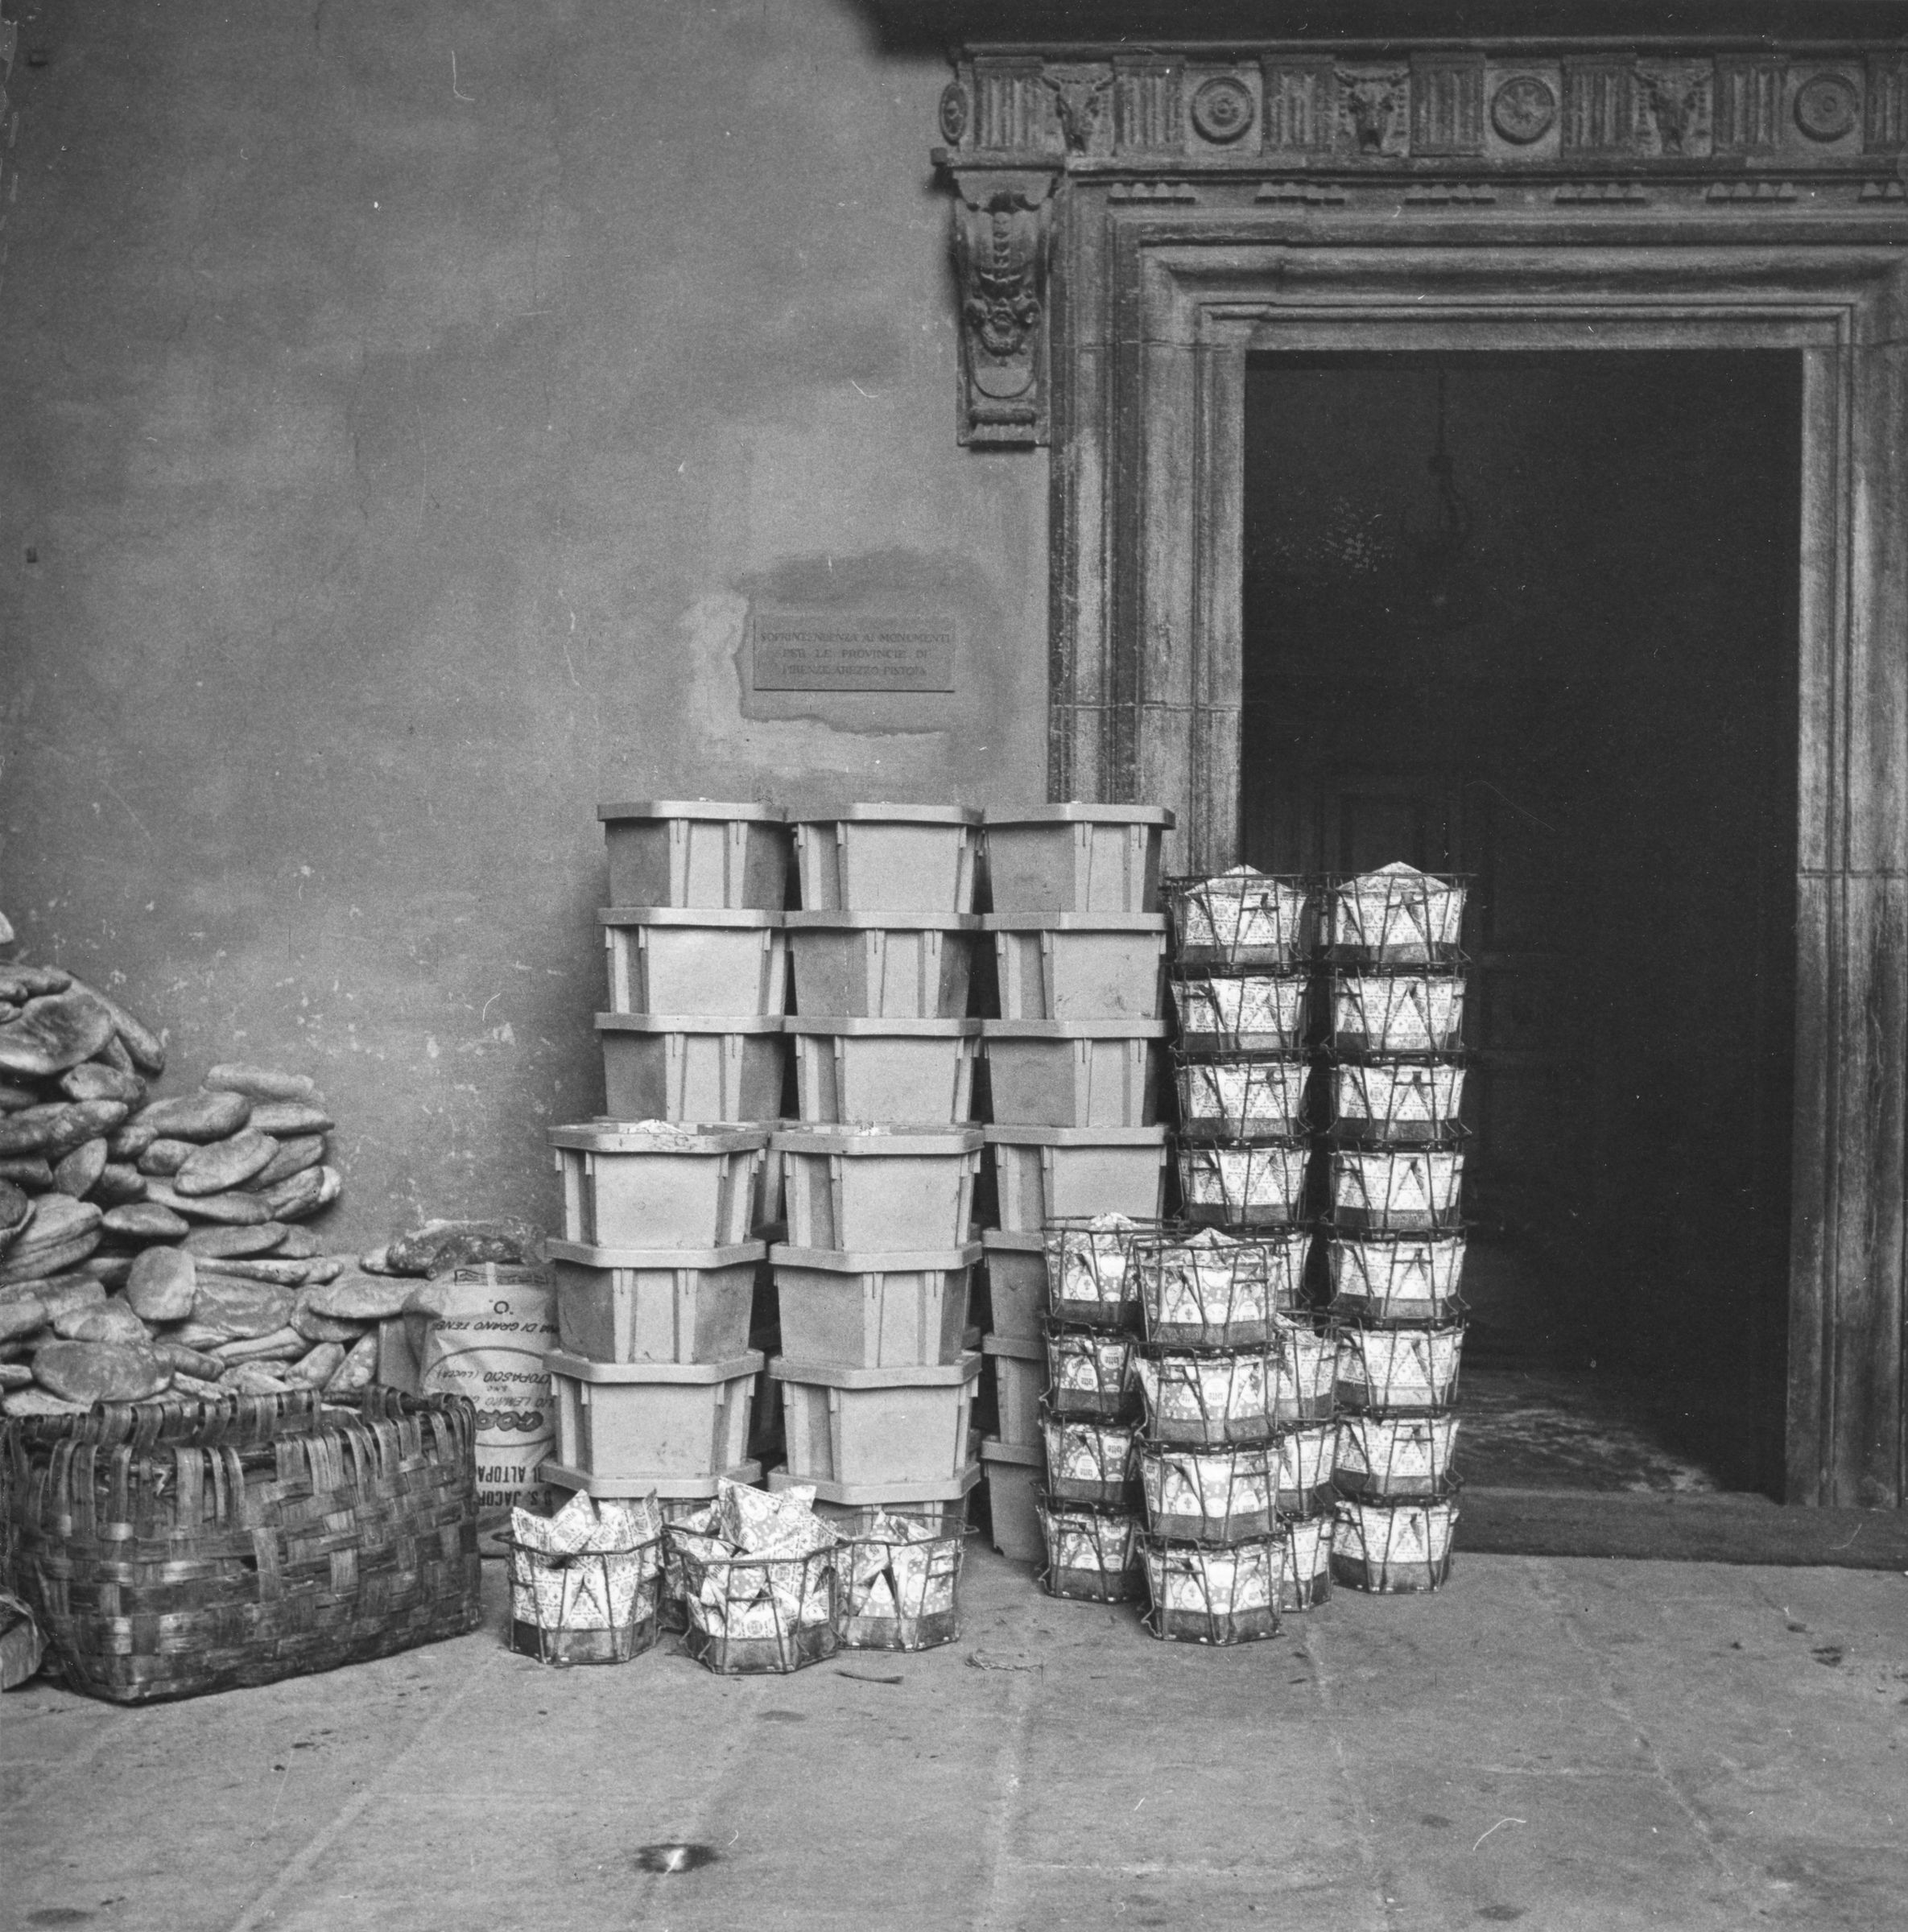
[0, 0, 1048, 1244]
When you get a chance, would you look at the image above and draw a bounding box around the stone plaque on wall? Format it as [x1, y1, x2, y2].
[751, 609, 958, 691]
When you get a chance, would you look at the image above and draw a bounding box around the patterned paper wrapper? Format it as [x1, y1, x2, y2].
[1171, 869, 1310, 962]
[1175, 972, 1310, 1046]
[1177, 1055, 1311, 1137]
[1332, 974, 1468, 1055]
[1330, 1146, 1464, 1228]
[1043, 1214, 1140, 1325]
[1335, 1410, 1460, 1495]
[1178, 1141, 1310, 1220]
[1328, 1233, 1466, 1319]
[1332, 1059, 1465, 1135]
[1328, 865, 1465, 961]
[1138, 1227, 1308, 1342]
[1335, 1325, 1465, 1412]
[1144, 1537, 1282, 1614]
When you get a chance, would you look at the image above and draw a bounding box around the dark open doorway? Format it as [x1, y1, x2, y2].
[1241, 350, 1801, 1500]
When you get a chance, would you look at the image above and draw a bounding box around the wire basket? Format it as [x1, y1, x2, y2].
[1042, 1216, 1154, 1330]
[1171, 972, 1311, 1054]
[1335, 1323, 1465, 1414]
[1138, 1441, 1280, 1542]
[1165, 869, 1313, 969]
[1133, 1225, 1311, 1348]
[664, 1528, 838, 1674]
[1330, 1495, 1460, 1594]
[1141, 1534, 1284, 1645]
[1330, 972, 1467, 1056]
[1328, 1146, 1464, 1232]
[1327, 1232, 1467, 1325]
[1039, 1406, 1139, 1507]
[1333, 1410, 1461, 1500]
[1327, 1057, 1466, 1145]
[1036, 1494, 1144, 1602]
[1278, 1513, 1336, 1612]
[1174, 1053, 1312, 1139]
[1043, 1322, 1138, 1421]
[833, 1520, 971, 1651]
[1324, 865, 1467, 966]
[1275, 1420, 1341, 1517]
[502, 1534, 664, 1667]
[1134, 1324, 1336, 1444]
[1176, 1139, 1311, 1229]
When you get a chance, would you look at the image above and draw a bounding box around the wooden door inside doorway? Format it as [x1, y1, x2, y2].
[1240, 351, 1800, 1494]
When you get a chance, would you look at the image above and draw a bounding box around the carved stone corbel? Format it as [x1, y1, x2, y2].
[947, 166, 1059, 448]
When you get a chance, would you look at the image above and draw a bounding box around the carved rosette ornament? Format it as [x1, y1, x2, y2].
[949, 170, 1057, 447]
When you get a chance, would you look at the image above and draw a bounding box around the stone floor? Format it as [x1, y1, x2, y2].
[8, 1545, 1906, 1931]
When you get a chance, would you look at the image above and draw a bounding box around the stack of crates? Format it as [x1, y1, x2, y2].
[542, 801, 795, 1513]
[1321, 863, 1468, 1594]
[766, 806, 987, 1530]
[975, 803, 1175, 1569]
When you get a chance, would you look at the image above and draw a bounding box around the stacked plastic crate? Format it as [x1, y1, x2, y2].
[1135, 868, 1336, 1641]
[974, 805, 1175, 1593]
[542, 802, 794, 1515]
[766, 807, 986, 1533]
[1321, 863, 1467, 1595]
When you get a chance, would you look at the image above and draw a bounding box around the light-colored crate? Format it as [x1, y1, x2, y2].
[1330, 972, 1467, 1056]
[1175, 1138, 1311, 1228]
[981, 1019, 1166, 1127]
[982, 1332, 1044, 1447]
[783, 912, 979, 1019]
[598, 800, 790, 911]
[791, 804, 981, 914]
[597, 1015, 787, 1124]
[601, 909, 787, 1018]
[772, 1352, 982, 1488]
[980, 1228, 1046, 1342]
[1171, 972, 1311, 1052]
[1328, 1146, 1465, 1232]
[551, 1240, 766, 1364]
[770, 1242, 979, 1368]
[786, 1017, 981, 1126]
[539, 1457, 763, 1502]
[768, 1462, 980, 1525]
[551, 1124, 769, 1249]
[980, 1439, 1044, 1562]
[986, 1125, 1170, 1232]
[547, 1348, 763, 1484]
[985, 914, 1168, 1022]
[981, 804, 1174, 915]
[774, 1126, 982, 1252]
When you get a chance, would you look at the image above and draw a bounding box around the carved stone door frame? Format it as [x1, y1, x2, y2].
[1068, 229, 1908, 1512]
[934, 42, 1908, 1508]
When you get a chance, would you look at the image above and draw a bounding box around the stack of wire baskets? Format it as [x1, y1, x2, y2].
[1320, 863, 1467, 1594]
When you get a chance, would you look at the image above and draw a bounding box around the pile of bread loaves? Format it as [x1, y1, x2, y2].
[0, 951, 402, 1417]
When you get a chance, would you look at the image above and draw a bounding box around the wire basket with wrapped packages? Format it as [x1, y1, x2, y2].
[1132, 1224, 1311, 1350]
[1040, 1212, 1156, 1329]
[1035, 1490, 1144, 1602]
[1141, 1534, 1285, 1645]
[502, 1490, 664, 1666]
[833, 1511, 973, 1651]
[663, 1478, 839, 1674]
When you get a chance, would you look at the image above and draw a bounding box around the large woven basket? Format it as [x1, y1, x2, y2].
[1, 1385, 482, 1703]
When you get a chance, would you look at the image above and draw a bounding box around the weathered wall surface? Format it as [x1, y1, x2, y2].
[0, 0, 1047, 1243]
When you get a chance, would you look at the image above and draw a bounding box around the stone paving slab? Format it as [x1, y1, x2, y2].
[6, 1548, 1905, 1931]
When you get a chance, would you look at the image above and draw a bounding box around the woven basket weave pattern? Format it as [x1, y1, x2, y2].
[2, 1386, 482, 1703]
